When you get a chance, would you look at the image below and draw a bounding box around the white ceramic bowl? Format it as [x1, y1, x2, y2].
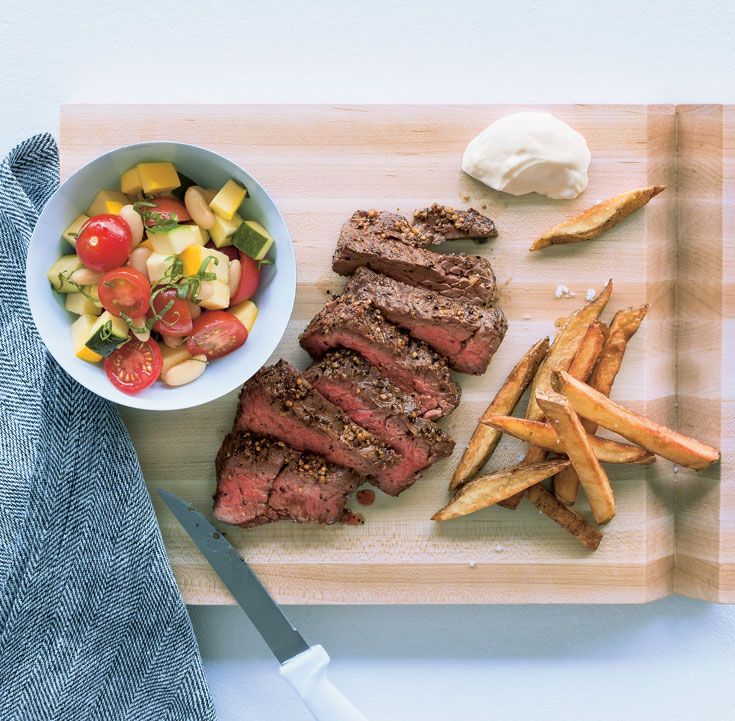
[26, 141, 296, 411]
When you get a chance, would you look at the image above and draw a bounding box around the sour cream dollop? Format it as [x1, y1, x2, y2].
[461, 111, 591, 200]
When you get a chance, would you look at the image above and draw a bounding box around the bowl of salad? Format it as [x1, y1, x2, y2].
[26, 142, 296, 410]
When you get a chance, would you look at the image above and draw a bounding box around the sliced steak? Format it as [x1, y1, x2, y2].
[235, 359, 398, 477]
[333, 220, 496, 306]
[214, 430, 358, 527]
[305, 351, 455, 496]
[410, 204, 497, 245]
[344, 267, 507, 375]
[299, 295, 461, 419]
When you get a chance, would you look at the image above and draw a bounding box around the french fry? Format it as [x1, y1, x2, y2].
[483, 416, 656, 464]
[504, 285, 613, 510]
[526, 484, 603, 551]
[525, 281, 612, 424]
[432, 459, 571, 522]
[536, 388, 616, 525]
[568, 321, 607, 381]
[451, 337, 549, 490]
[530, 185, 665, 251]
[551, 370, 721, 471]
[554, 304, 648, 505]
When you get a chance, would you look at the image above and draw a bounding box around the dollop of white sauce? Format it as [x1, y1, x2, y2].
[461, 111, 591, 200]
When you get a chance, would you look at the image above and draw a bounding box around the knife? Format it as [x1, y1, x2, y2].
[157, 489, 368, 721]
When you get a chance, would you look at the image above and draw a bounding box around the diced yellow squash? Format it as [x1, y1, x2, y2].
[209, 212, 242, 248]
[137, 162, 180, 195]
[228, 300, 258, 334]
[198, 280, 230, 310]
[62, 214, 89, 248]
[179, 245, 229, 283]
[138, 238, 155, 252]
[87, 190, 128, 217]
[70, 314, 103, 363]
[120, 166, 143, 195]
[65, 292, 102, 316]
[146, 252, 178, 284]
[209, 179, 248, 221]
[160, 344, 192, 376]
[147, 225, 205, 255]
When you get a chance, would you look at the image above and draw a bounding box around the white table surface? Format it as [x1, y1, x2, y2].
[3, 1, 735, 718]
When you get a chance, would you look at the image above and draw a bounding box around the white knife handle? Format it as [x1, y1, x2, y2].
[279, 645, 367, 721]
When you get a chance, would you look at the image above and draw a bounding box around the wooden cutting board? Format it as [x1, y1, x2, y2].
[59, 104, 733, 604]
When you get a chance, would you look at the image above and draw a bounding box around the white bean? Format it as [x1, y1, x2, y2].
[120, 204, 145, 246]
[197, 280, 214, 301]
[228, 259, 242, 295]
[184, 186, 216, 230]
[162, 334, 184, 348]
[163, 354, 208, 387]
[188, 300, 202, 319]
[128, 247, 151, 278]
[70, 268, 104, 285]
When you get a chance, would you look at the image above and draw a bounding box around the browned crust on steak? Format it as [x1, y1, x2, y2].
[235, 360, 399, 476]
[343, 267, 507, 374]
[299, 295, 461, 419]
[304, 350, 455, 494]
[333, 222, 496, 306]
[214, 430, 359, 527]
[411, 203, 497, 244]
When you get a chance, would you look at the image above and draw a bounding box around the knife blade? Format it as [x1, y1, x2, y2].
[158, 489, 369, 720]
[157, 488, 309, 663]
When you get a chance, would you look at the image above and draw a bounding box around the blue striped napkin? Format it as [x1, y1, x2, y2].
[0, 134, 215, 721]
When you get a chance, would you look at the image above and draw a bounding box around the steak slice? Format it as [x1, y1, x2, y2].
[214, 430, 358, 527]
[305, 351, 455, 496]
[299, 295, 461, 420]
[333, 220, 497, 306]
[235, 359, 398, 477]
[344, 267, 507, 375]
[410, 204, 497, 245]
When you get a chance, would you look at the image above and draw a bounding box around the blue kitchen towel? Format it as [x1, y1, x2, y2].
[0, 134, 216, 720]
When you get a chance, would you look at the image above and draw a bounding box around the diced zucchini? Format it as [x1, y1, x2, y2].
[146, 252, 178, 284]
[65, 291, 102, 316]
[147, 224, 205, 255]
[170, 172, 197, 202]
[137, 162, 180, 195]
[84, 312, 129, 358]
[228, 300, 258, 334]
[232, 220, 274, 260]
[209, 179, 248, 221]
[120, 166, 143, 195]
[179, 245, 229, 283]
[87, 189, 128, 216]
[160, 344, 192, 376]
[198, 280, 230, 310]
[48, 255, 83, 293]
[209, 212, 242, 248]
[62, 214, 89, 248]
[71, 314, 103, 363]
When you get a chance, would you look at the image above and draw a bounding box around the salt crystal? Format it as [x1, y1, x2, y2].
[494, 544, 504, 553]
[468, 560, 477, 568]
[555, 284, 568, 298]
[586, 288, 597, 301]
[523, 314, 531, 320]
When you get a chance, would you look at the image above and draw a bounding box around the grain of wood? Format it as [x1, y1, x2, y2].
[60, 104, 688, 604]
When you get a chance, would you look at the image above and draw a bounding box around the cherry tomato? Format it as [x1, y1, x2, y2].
[186, 310, 247, 360]
[151, 287, 193, 337]
[76, 214, 132, 272]
[230, 253, 261, 305]
[206, 241, 238, 262]
[141, 196, 190, 227]
[98, 267, 151, 318]
[104, 338, 163, 394]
